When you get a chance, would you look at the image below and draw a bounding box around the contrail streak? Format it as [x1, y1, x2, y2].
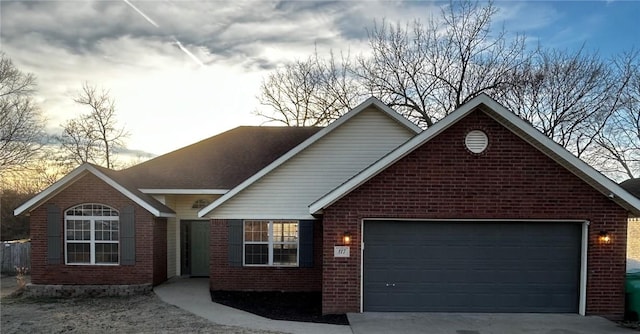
[122, 0, 159, 28]
[121, 0, 205, 67]
[174, 38, 205, 67]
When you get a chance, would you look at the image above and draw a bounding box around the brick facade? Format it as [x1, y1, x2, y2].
[29, 173, 166, 286]
[209, 219, 322, 292]
[322, 109, 628, 318]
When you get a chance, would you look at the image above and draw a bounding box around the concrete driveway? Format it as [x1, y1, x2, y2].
[348, 312, 631, 334]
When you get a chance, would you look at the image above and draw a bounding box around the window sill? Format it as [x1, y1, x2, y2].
[242, 265, 299, 268]
[65, 263, 120, 266]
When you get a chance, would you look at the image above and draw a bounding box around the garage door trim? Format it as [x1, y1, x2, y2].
[359, 218, 589, 315]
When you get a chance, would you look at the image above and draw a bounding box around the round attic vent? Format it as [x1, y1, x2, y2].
[465, 130, 488, 153]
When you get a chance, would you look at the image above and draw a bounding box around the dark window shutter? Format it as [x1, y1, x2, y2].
[228, 220, 243, 267]
[47, 204, 61, 264]
[299, 220, 314, 268]
[120, 206, 135, 265]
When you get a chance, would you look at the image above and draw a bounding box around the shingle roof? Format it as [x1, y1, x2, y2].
[620, 179, 640, 198]
[117, 126, 323, 190]
[92, 164, 175, 215]
[14, 163, 176, 217]
[15, 126, 322, 217]
[198, 96, 422, 217]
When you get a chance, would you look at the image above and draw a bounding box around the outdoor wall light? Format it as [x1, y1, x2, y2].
[598, 230, 612, 244]
[342, 232, 352, 245]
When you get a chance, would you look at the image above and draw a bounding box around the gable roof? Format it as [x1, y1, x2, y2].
[310, 93, 640, 216]
[13, 163, 176, 217]
[620, 179, 640, 198]
[198, 97, 422, 217]
[14, 126, 323, 217]
[118, 126, 323, 191]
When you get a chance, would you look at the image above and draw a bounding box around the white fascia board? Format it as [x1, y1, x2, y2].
[309, 95, 483, 214]
[13, 163, 176, 218]
[310, 93, 640, 215]
[479, 96, 640, 215]
[14, 164, 92, 216]
[206, 214, 318, 220]
[87, 166, 176, 218]
[139, 189, 229, 195]
[366, 97, 423, 134]
[198, 96, 421, 218]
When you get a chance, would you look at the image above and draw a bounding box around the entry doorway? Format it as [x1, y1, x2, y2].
[180, 220, 210, 277]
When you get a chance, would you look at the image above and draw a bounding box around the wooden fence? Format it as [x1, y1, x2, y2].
[0, 241, 30, 274]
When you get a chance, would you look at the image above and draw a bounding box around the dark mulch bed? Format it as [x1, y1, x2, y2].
[210, 290, 349, 325]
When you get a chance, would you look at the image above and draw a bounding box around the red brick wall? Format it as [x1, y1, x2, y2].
[153, 217, 167, 286]
[29, 173, 164, 285]
[209, 219, 322, 292]
[322, 109, 628, 318]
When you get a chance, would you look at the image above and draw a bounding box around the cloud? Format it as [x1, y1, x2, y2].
[3, 0, 443, 76]
[12, 0, 626, 158]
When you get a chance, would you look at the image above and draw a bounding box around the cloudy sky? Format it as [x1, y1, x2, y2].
[2, 0, 639, 159]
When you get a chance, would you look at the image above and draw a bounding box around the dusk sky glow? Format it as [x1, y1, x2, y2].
[2, 0, 639, 159]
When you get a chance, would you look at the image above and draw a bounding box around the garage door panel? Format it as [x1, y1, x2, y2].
[363, 220, 581, 312]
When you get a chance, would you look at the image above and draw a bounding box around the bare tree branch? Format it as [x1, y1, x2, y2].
[0, 52, 45, 174]
[59, 82, 129, 169]
[255, 50, 364, 127]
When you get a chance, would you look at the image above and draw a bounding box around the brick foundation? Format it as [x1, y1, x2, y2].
[24, 283, 152, 298]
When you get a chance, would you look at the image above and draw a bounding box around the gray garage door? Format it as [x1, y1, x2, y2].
[363, 220, 582, 312]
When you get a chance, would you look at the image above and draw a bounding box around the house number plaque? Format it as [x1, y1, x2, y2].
[334, 246, 350, 257]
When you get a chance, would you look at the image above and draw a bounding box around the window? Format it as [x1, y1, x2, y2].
[243, 220, 298, 266]
[65, 204, 119, 265]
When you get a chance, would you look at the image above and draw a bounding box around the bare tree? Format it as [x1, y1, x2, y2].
[587, 51, 640, 180]
[254, 0, 639, 181]
[0, 52, 45, 173]
[356, 0, 526, 126]
[258, 1, 525, 127]
[498, 47, 626, 161]
[255, 51, 363, 126]
[59, 83, 128, 169]
[356, 20, 440, 126]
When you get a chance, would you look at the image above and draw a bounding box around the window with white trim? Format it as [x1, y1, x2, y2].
[65, 204, 119, 265]
[243, 220, 298, 266]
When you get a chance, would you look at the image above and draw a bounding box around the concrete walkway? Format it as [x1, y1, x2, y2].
[155, 278, 631, 334]
[154, 278, 352, 334]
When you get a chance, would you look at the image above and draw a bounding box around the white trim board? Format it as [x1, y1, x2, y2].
[198, 97, 422, 218]
[140, 189, 229, 195]
[14, 163, 175, 218]
[310, 94, 640, 216]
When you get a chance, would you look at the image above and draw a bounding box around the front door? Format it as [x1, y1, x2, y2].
[181, 220, 210, 277]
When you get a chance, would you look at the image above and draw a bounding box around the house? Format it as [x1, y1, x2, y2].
[15, 94, 640, 318]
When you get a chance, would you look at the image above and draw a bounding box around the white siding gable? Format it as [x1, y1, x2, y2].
[205, 106, 416, 219]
